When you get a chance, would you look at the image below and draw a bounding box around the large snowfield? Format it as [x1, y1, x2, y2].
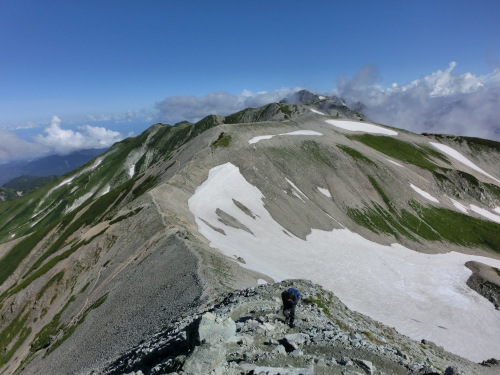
[189, 163, 500, 362]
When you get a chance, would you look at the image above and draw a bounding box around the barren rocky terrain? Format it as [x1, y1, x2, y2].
[98, 280, 499, 375]
[0, 96, 499, 374]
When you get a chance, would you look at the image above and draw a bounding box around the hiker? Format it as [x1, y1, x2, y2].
[281, 287, 300, 328]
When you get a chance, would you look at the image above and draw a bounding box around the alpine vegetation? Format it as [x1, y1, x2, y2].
[0, 92, 499, 375]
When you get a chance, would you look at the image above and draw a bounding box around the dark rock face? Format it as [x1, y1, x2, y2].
[481, 358, 500, 367]
[97, 280, 490, 375]
[465, 261, 500, 309]
[467, 275, 500, 309]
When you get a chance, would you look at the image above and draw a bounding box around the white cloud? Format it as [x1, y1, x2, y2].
[0, 129, 47, 162]
[154, 63, 500, 142]
[335, 62, 500, 141]
[35, 116, 124, 154]
[155, 87, 301, 123]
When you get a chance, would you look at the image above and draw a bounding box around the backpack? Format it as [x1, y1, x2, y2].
[288, 288, 300, 301]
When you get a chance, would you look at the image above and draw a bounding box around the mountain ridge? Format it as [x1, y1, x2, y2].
[100, 279, 499, 375]
[0, 95, 499, 374]
[0, 148, 107, 186]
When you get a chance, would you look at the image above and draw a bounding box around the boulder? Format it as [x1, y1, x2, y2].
[272, 345, 286, 355]
[283, 333, 309, 349]
[354, 359, 374, 375]
[196, 312, 236, 345]
[182, 344, 227, 374]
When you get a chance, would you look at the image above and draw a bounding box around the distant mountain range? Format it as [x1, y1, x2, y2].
[0, 148, 107, 186]
[0, 91, 499, 374]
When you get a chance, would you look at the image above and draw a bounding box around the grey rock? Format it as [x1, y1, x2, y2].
[340, 357, 354, 366]
[289, 349, 303, 357]
[272, 345, 287, 355]
[354, 359, 374, 375]
[481, 358, 500, 367]
[283, 333, 309, 349]
[182, 344, 227, 374]
[444, 366, 464, 375]
[237, 362, 257, 372]
[197, 312, 236, 345]
[98, 280, 492, 375]
[252, 366, 314, 375]
[228, 334, 254, 346]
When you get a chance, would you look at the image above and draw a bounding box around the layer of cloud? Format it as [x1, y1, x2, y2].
[0, 129, 47, 163]
[155, 88, 302, 123]
[86, 109, 153, 124]
[35, 116, 124, 155]
[3, 62, 498, 164]
[335, 62, 500, 140]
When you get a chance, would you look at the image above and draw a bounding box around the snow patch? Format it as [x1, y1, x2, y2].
[387, 159, 404, 167]
[448, 199, 500, 223]
[36, 176, 75, 211]
[309, 108, 325, 115]
[257, 279, 268, 285]
[286, 178, 309, 202]
[249, 135, 274, 144]
[317, 187, 331, 198]
[99, 185, 111, 197]
[65, 192, 94, 214]
[30, 210, 52, 228]
[430, 142, 500, 184]
[449, 198, 468, 213]
[55, 177, 74, 189]
[188, 163, 500, 361]
[325, 120, 398, 135]
[128, 164, 136, 178]
[410, 184, 439, 203]
[125, 149, 146, 178]
[92, 158, 103, 169]
[248, 130, 322, 144]
[282, 130, 323, 136]
[468, 205, 500, 224]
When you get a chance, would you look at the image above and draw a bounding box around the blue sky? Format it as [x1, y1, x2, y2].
[1, 0, 499, 161]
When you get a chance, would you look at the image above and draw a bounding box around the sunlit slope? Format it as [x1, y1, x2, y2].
[180, 113, 500, 360]
[194, 115, 500, 252]
[0, 118, 223, 374]
[0, 98, 498, 373]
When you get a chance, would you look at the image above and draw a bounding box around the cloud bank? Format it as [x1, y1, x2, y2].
[155, 63, 499, 141]
[0, 130, 47, 163]
[335, 62, 500, 141]
[0, 116, 125, 162]
[2, 62, 498, 164]
[155, 88, 302, 123]
[35, 116, 124, 155]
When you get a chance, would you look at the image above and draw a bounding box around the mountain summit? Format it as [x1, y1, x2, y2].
[0, 96, 499, 374]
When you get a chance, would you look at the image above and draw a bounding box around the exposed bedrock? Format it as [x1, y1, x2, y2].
[466, 261, 500, 309]
[99, 280, 496, 375]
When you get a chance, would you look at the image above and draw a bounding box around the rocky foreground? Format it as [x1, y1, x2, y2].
[96, 280, 498, 375]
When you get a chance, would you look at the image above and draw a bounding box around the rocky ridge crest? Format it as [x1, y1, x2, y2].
[98, 280, 497, 375]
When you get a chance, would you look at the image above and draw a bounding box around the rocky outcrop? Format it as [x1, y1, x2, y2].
[98, 280, 494, 375]
[466, 261, 500, 309]
[280, 90, 324, 105]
